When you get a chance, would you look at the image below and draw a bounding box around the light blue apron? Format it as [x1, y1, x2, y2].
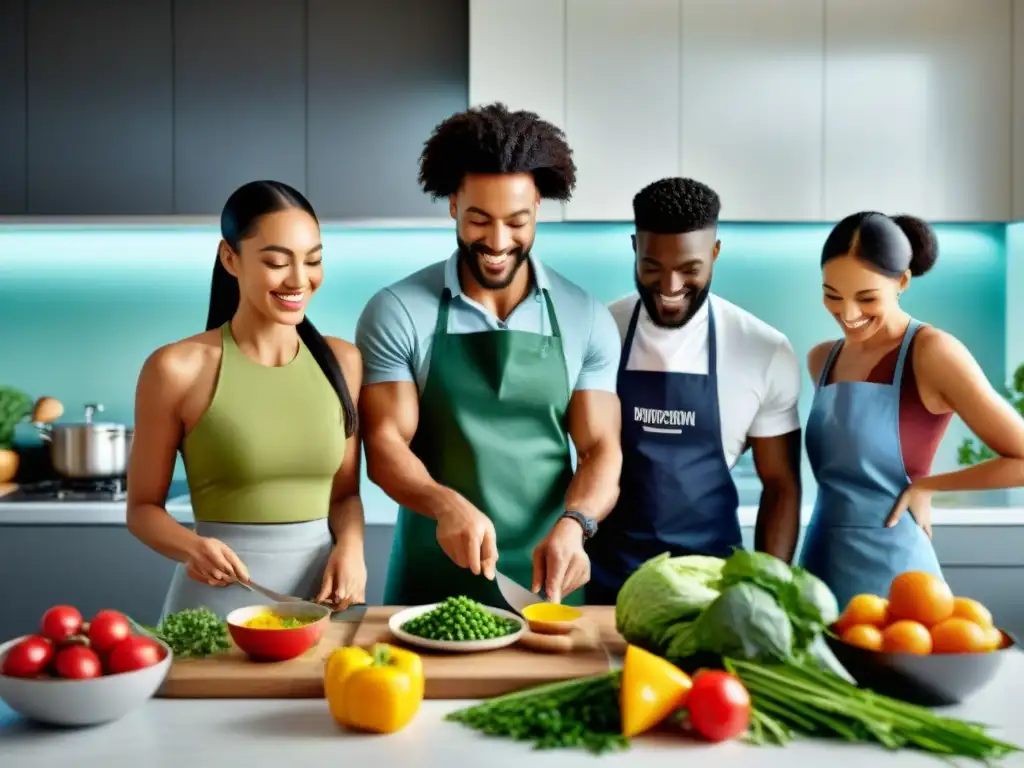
[160, 520, 332, 622]
[799, 319, 944, 609]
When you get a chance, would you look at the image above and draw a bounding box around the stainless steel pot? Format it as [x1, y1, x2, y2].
[36, 403, 132, 479]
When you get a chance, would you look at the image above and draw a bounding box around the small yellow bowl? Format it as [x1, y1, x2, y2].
[521, 603, 583, 635]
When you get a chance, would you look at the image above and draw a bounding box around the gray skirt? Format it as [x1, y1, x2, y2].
[159, 519, 333, 623]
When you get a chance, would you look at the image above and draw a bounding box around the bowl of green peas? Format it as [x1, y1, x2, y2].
[390, 596, 526, 653]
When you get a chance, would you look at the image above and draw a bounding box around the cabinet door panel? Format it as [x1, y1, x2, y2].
[680, 0, 824, 221]
[27, 0, 174, 214]
[824, 0, 1011, 221]
[173, 0, 306, 214]
[307, 0, 468, 219]
[565, 0, 681, 221]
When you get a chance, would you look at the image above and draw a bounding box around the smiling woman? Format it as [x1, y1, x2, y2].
[801, 211, 1024, 608]
[125, 180, 368, 622]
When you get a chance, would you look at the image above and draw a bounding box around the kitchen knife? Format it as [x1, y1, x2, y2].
[331, 603, 368, 622]
[496, 571, 545, 615]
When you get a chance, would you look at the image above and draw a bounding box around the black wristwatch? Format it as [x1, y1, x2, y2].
[560, 510, 598, 539]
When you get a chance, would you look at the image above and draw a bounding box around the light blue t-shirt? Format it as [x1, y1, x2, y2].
[356, 252, 621, 393]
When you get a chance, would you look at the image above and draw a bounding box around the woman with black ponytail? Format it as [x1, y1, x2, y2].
[127, 180, 366, 620]
[799, 211, 1024, 608]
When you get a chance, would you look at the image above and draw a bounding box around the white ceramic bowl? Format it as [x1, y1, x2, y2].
[0, 635, 172, 726]
[389, 603, 525, 653]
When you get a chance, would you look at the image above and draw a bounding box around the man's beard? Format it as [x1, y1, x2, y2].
[457, 236, 531, 290]
[634, 271, 712, 329]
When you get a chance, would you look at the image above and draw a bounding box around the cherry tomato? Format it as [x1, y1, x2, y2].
[88, 610, 131, 654]
[53, 645, 102, 679]
[40, 605, 83, 642]
[686, 670, 751, 742]
[1, 635, 54, 678]
[107, 636, 164, 674]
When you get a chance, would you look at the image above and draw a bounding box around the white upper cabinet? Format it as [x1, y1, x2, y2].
[468, 0, 566, 222]
[564, 0, 681, 221]
[823, 0, 1012, 221]
[679, 0, 824, 221]
[1014, 0, 1024, 220]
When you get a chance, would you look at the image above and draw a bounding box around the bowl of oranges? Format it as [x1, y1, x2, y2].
[824, 571, 1017, 706]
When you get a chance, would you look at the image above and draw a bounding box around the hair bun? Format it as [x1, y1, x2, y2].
[891, 214, 938, 276]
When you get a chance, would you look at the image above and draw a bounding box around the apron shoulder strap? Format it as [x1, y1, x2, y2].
[818, 339, 844, 388]
[893, 319, 923, 388]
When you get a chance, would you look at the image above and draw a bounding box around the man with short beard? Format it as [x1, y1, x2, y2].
[586, 177, 803, 604]
[356, 103, 622, 607]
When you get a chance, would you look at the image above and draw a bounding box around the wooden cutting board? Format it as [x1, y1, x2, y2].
[157, 619, 361, 699]
[350, 606, 624, 699]
[156, 606, 625, 699]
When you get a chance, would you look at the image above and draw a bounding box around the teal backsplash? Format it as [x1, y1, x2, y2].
[0, 221, 1015, 516]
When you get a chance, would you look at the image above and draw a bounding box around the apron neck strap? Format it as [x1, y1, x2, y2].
[818, 339, 844, 388]
[435, 289, 454, 338]
[541, 289, 562, 339]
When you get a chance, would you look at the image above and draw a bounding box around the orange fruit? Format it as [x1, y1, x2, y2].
[984, 626, 1005, 651]
[951, 597, 993, 628]
[930, 618, 990, 654]
[881, 620, 933, 654]
[837, 594, 889, 632]
[887, 571, 954, 627]
[840, 624, 884, 651]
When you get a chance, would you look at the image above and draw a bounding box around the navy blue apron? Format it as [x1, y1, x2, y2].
[586, 300, 741, 604]
[798, 319, 944, 610]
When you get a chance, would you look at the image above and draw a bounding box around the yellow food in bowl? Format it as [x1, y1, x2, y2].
[522, 603, 583, 623]
[242, 613, 318, 630]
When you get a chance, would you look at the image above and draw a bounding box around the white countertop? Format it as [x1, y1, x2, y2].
[2, 494, 1024, 526]
[3, 651, 1023, 768]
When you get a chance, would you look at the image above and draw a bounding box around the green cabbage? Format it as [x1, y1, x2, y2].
[615, 553, 723, 649]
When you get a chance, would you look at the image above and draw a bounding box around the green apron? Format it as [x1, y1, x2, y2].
[383, 286, 581, 608]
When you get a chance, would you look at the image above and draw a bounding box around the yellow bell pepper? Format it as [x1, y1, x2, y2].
[620, 644, 692, 738]
[324, 643, 424, 734]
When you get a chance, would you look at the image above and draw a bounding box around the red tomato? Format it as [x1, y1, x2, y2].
[1, 636, 54, 678]
[88, 610, 131, 654]
[686, 670, 751, 742]
[40, 605, 83, 642]
[53, 645, 102, 679]
[107, 636, 164, 674]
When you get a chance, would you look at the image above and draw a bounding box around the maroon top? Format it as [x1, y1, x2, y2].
[828, 334, 952, 481]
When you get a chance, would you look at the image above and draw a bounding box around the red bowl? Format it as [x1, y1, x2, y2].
[226, 602, 331, 661]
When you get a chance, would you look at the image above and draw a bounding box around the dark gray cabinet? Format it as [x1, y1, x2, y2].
[306, 0, 468, 219]
[0, 0, 26, 214]
[173, 0, 307, 214]
[26, 0, 174, 214]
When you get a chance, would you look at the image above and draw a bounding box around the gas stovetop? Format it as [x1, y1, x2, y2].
[1, 478, 126, 502]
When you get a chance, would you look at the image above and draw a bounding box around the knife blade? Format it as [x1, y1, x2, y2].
[240, 579, 307, 604]
[331, 603, 368, 622]
[496, 571, 545, 615]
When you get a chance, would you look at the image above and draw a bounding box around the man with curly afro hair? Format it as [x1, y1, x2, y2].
[586, 177, 803, 604]
[356, 103, 623, 607]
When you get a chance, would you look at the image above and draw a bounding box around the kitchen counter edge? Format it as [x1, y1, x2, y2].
[2, 499, 1024, 526]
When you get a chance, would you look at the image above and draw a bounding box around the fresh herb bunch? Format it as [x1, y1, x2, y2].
[959, 363, 1024, 465]
[0, 386, 33, 449]
[446, 672, 628, 754]
[728, 659, 1021, 760]
[402, 595, 520, 641]
[146, 607, 231, 658]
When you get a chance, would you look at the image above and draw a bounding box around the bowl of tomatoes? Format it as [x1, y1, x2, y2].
[825, 572, 1016, 706]
[0, 604, 171, 726]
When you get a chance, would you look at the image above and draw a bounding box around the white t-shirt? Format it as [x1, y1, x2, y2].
[608, 293, 802, 468]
